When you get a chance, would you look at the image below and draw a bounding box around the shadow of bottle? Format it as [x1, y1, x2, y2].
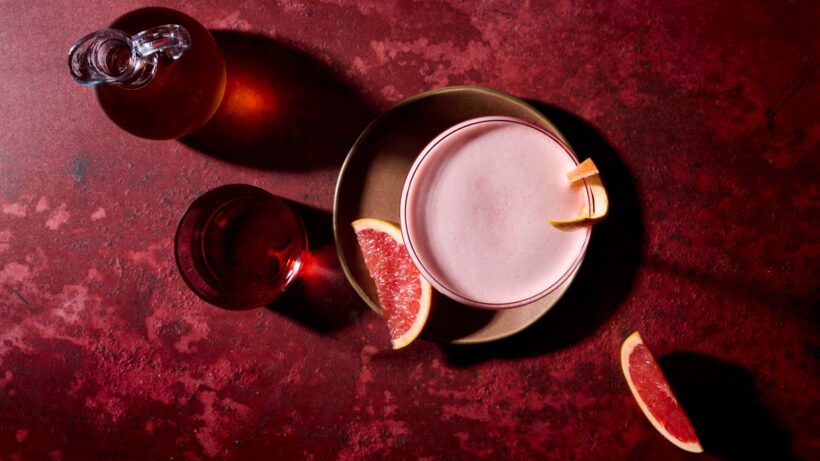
[660, 352, 796, 460]
[266, 201, 368, 333]
[181, 30, 377, 170]
[439, 103, 643, 365]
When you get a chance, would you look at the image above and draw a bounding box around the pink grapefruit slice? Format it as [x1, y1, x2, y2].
[352, 218, 431, 349]
[621, 331, 703, 453]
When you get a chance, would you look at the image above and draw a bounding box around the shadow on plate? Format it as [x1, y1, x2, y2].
[423, 294, 497, 342]
[267, 202, 367, 332]
[181, 30, 377, 170]
[660, 352, 796, 461]
[438, 103, 643, 365]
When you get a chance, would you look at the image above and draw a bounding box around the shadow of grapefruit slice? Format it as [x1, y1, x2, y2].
[621, 331, 704, 453]
[352, 218, 431, 349]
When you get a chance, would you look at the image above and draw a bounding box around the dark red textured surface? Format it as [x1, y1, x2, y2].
[1, 1, 818, 460]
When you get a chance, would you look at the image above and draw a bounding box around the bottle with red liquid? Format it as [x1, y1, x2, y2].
[68, 7, 226, 139]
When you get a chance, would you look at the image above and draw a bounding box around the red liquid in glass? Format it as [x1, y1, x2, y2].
[175, 185, 307, 309]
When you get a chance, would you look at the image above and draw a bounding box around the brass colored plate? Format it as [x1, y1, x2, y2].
[333, 86, 584, 344]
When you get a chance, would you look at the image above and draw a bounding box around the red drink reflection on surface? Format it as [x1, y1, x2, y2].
[175, 184, 307, 309]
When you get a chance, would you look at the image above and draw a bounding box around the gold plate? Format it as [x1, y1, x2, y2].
[333, 86, 585, 344]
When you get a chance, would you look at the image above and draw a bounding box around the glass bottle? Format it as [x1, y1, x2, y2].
[68, 7, 226, 139]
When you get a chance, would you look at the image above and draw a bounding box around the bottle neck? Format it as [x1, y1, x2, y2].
[68, 24, 191, 89]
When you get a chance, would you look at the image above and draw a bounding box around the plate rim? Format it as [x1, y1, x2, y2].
[332, 85, 578, 344]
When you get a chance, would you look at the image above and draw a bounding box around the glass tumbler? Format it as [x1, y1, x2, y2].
[175, 184, 308, 309]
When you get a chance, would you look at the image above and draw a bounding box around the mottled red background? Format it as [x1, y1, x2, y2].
[1, 1, 818, 460]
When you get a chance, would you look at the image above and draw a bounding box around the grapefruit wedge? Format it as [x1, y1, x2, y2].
[621, 331, 703, 453]
[352, 218, 431, 349]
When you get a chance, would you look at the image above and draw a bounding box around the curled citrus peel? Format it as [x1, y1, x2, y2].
[566, 157, 600, 182]
[549, 158, 609, 230]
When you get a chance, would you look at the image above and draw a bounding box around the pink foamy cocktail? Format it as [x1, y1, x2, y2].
[400, 116, 592, 309]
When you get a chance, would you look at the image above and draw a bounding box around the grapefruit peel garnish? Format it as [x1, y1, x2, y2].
[549, 158, 609, 230]
[352, 218, 431, 349]
[621, 331, 704, 453]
